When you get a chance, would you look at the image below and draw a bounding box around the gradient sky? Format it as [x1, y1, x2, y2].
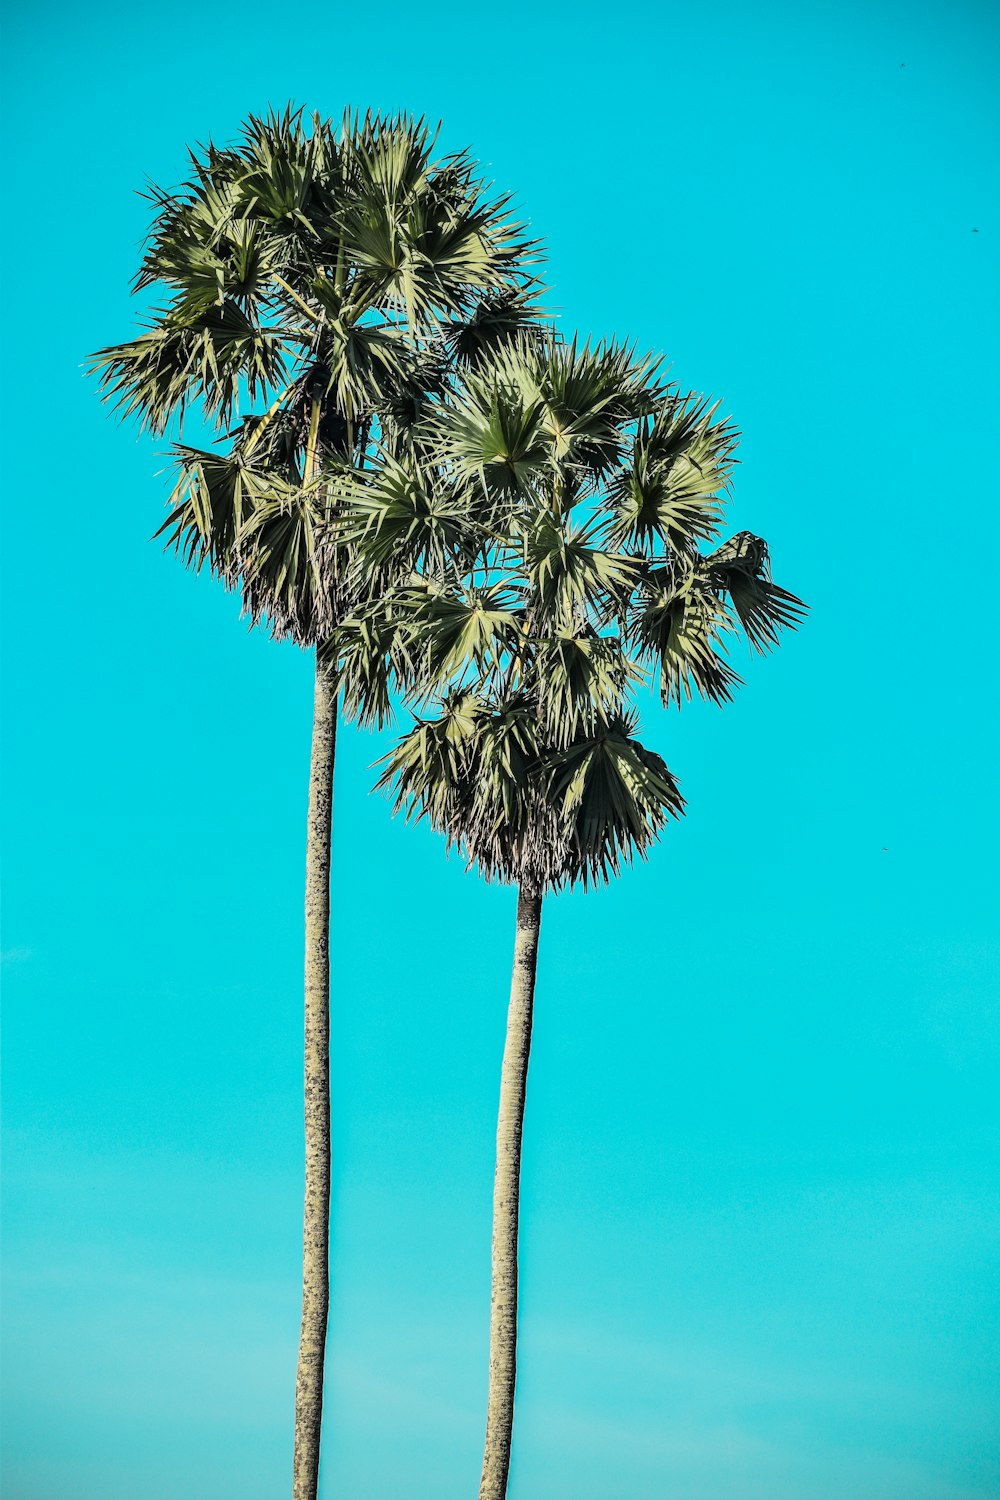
[2, 2, 998, 1497]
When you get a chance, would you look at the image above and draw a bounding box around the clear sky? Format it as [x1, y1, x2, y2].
[2, 1, 998, 1497]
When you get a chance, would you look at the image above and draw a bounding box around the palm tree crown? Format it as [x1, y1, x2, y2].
[372, 334, 805, 890]
[92, 106, 543, 648]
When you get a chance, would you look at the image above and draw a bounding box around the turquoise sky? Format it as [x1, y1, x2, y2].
[2, 2, 998, 1497]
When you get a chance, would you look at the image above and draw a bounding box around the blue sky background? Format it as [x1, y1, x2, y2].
[2, 1, 998, 1496]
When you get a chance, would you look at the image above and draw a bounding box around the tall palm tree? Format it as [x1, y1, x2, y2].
[373, 335, 806, 1499]
[91, 107, 541, 1500]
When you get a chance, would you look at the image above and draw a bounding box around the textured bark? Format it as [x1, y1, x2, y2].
[293, 656, 336, 1500]
[479, 886, 543, 1500]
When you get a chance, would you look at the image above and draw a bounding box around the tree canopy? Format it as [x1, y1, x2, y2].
[368, 335, 806, 889]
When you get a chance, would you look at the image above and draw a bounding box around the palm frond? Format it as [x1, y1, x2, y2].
[395, 583, 523, 689]
[628, 566, 742, 706]
[443, 283, 549, 367]
[381, 698, 683, 891]
[327, 594, 421, 728]
[606, 394, 737, 549]
[437, 369, 548, 499]
[336, 451, 483, 575]
[91, 301, 286, 434]
[542, 718, 684, 888]
[234, 470, 345, 640]
[376, 689, 486, 832]
[526, 515, 640, 623]
[161, 444, 345, 640]
[530, 335, 663, 474]
[530, 633, 641, 741]
[706, 532, 808, 653]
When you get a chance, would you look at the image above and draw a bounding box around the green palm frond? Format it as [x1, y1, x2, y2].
[443, 283, 548, 368]
[336, 451, 483, 574]
[628, 566, 742, 706]
[706, 532, 808, 653]
[136, 152, 243, 294]
[526, 516, 640, 622]
[340, 115, 539, 327]
[140, 195, 270, 318]
[158, 443, 280, 573]
[530, 633, 641, 740]
[378, 694, 566, 887]
[327, 593, 422, 728]
[530, 336, 663, 474]
[437, 365, 547, 498]
[396, 583, 523, 688]
[542, 717, 684, 888]
[380, 698, 683, 892]
[233, 106, 333, 245]
[376, 348, 451, 445]
[606, 394, 737, 549]
[347, 110, 437, 207]
[435, 335, 664, 511]
[465, 702, 568, 885]
[234, 471, 345, 640]
[161, 444, 347, 640]
[310, 319, 412, 427]
[376, 689, 486, 832]
[91, 301, 287, 434]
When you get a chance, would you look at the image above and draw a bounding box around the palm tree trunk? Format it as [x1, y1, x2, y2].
[293, 654, 336, 1500]
[479, 885, 543, 1500]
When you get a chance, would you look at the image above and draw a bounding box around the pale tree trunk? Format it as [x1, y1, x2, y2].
[293, 654, 336, 1500]
[479, 886, 543, 1500]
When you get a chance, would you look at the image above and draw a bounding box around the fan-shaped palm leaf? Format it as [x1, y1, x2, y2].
[526, 515, 640, 623]
[542, 716, 684, 888]
[530, 632, 641, 740]
[443, 283, 549, 368]
[605, 395, 737, 549]
[707, 532, 808, 652]
[336, 452, 484, 576]
[93, 302, 287, 434]
[628, 568, 741, 706]
[531, 336, 662, 473]
[395, 583, 523, 688]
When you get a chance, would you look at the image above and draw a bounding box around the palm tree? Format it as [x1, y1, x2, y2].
[374, 334, 806, 1499]
[90, 107, 541, 1500]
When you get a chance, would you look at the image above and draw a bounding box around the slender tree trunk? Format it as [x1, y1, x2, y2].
[293, 654, 337, 1500]
[479, 886, 543, 1500]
